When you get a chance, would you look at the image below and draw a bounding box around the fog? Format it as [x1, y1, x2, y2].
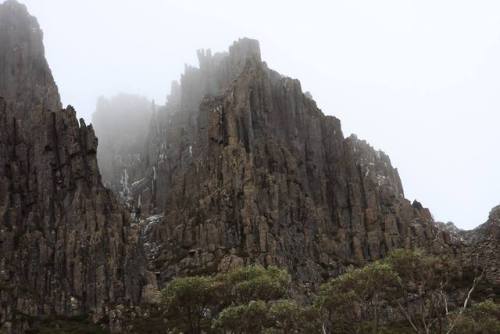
[92, 94, 153, 190]
[18, 0, 500, 229]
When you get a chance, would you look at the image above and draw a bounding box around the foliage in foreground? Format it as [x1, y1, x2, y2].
[159, 251, 498, 334]
[160, 265, 318, 333]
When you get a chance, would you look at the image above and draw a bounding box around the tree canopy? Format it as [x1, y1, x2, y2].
[157, 251, 497, 334]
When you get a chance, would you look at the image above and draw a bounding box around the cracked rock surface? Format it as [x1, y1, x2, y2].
[96, 38, 455, 286]
[0, 1, 153, 332]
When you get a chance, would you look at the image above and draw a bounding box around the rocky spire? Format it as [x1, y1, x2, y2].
[0, 0, 60, 117]
[0, 2, 154, 332]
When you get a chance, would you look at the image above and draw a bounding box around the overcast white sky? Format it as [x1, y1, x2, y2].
[18, 0, 500, 229]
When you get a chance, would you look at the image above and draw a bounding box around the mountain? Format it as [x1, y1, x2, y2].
[1, 0, 498, 332]
[94, 38, 454, 286]
[0, 1, 154, 332]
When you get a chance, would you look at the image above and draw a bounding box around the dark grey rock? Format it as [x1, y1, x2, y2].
[0, 2, 154, 332]
[108, 38, 454, 287]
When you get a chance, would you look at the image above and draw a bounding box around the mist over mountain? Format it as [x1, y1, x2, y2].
[0, 1, 499, 333]
[17, 0, 500, 230]
[92, 94, 153, 192]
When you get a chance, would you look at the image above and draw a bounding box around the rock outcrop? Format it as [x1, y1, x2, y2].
[0, 1, 153, 332]
[462, 206, 500, 286]
[0, 0, 60, 117]
[96, 38, 454, 285]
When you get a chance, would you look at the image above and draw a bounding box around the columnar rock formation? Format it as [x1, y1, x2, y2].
[96, 38, 454, 285]
[0, 1, 60, 117]
[2, 1, 498, 332]
[0, 1, 152, 332]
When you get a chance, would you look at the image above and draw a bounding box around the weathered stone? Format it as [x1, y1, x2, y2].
[0, 2, 153, 332]
[3, 2, 497, 333]
[460, 206, 500, 286]
[100, 38, 454, 287]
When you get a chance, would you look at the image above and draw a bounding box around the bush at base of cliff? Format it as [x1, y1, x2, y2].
[159, 265, 317, 334]
[155, 251, 499, 334]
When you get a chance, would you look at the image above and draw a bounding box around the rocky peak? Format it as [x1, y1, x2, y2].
[460, 205, 500, 244]
[2, 2, 499, 332]
[433, 221, 467, 244]
[95, 38, 265, 214]
[346, 134, 405, 199]
[0, 3, 153, 332]
[227, 37, 261, 70]
[461, 205, 500, 286]
[0, 0, 60, 117]
[197, 37, 261, 73]
[92, 37, 455, 286]
[436, 221, 462, 235]
[184, 37, 263, 111]
[489, 205, 500, 221]
[478, 205, 500, 240]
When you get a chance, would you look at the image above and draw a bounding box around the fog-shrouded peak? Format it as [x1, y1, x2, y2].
[0, 3, 153, 332]
[0, 0, 60, 117]
[2, 1, 500, 332]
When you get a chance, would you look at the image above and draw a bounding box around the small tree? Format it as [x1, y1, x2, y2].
[213, 299, 320, 334]
[317, 249, 486, 334]
[160, 265, 293, 333]
[316, 273, 361, 333]
[453, 300, 500, 334]
[385, 249, 447, 334]
[161, 276, 218, 334]
[385, 249, 483, 334]
[317, 261, 400, 333]
[268, 299, 321, 333]
[213, 300, 270, 334]
[216, 265, 291, 304]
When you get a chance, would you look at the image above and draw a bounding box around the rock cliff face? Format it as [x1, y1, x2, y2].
[95, 38, 454, 285]
[0, 0, 60, 117]
[1, 0, 498, 332]
[461, 206, 500, 286]
[0, 1, 152, 332]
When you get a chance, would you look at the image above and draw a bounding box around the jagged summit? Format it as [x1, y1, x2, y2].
[489, 205, 500, 220]
[93, 36, 454, 287]
[0, 2, 153, 332]
[474, 205, 500, 240]
[226, 37, 261, 66]
[2, 1, 500, 331]
[347, 134, 405, 198]
[197, 37, 261, 70]
[460, 205, 500, 285]
[0, 0, 61, 116]
[1, 0, 29, 13]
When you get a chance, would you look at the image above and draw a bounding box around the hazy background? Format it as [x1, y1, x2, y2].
[18, 0, 500, 229]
